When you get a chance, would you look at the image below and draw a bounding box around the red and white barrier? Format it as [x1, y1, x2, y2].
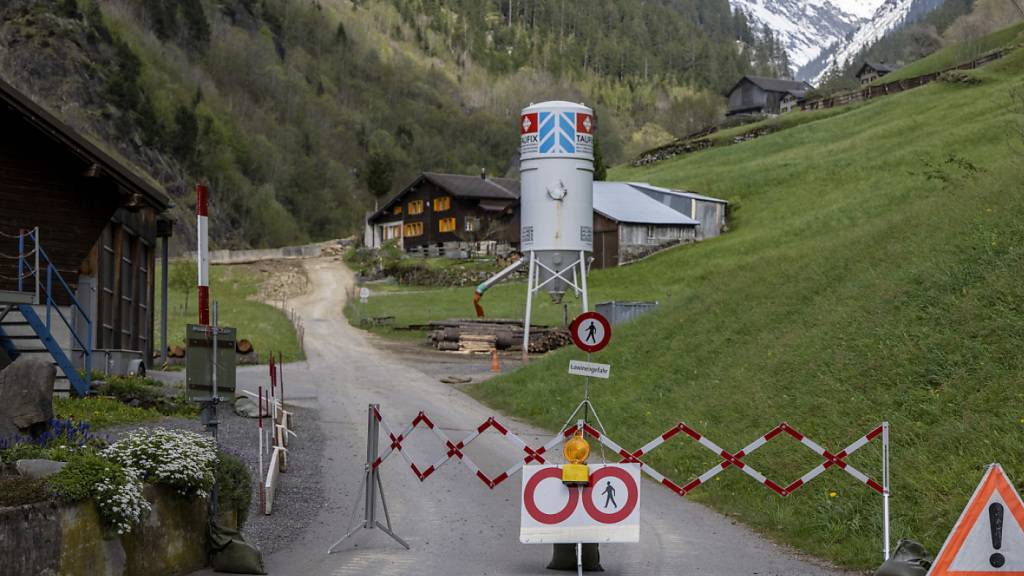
[367, 406, 892, 559]
[249, 353, 297, 516]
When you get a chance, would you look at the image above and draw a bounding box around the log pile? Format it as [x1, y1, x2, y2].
[423, 319, 571, 354]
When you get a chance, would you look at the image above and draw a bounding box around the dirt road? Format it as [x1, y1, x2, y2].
[231, 258, 852, 575]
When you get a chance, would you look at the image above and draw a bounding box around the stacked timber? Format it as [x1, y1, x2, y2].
[423, 319, 570, 354]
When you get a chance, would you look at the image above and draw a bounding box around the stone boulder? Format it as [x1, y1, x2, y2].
[0, 357, 56, 439]
[15, 459, 66, 479]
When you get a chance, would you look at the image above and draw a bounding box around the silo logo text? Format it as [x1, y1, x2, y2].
[520, 111, 593, 156]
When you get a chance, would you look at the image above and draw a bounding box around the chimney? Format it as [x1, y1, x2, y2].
[480, 167, 487, 180]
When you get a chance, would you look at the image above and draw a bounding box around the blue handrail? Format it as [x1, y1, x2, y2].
[15, 229, 92, 393]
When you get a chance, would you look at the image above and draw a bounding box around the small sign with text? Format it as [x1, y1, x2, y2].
[569, 360, 611, 379]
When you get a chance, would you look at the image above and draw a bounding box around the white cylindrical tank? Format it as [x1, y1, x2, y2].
[519, 101, 594, 299]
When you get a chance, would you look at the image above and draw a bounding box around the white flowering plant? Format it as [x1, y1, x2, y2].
[48, 452, 151, 535]
[104, 428, 218, 499]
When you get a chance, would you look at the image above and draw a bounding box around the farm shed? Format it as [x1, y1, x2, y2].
[0, 78, 172, 391]
[365, 172, 520, 256]
[726, 76, 814, 116]
[628, 183, 728, 239]
[592, 182, 698, 269]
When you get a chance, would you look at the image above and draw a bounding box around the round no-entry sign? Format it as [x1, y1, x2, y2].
[570, 312, 611, 353]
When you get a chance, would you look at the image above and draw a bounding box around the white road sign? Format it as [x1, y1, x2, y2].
[568, 360, 611, 379]
[520, 464, 640, 544]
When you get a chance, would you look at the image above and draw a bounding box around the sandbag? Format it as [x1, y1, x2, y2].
[547, 543, 603, 572]
[209, 520, 265, 575]
[874, 539, 933, 576]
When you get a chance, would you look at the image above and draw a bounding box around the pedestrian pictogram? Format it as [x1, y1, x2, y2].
[569, 312, 611, 353]
[929, 463, 1024, 575]
[520, 464, 640, 544]
[601, 481, 617, 509]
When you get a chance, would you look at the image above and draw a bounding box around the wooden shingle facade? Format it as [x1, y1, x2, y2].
[0, 78, 171, 364]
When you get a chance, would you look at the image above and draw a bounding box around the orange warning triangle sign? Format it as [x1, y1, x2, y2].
[930, 464, 1024, 575]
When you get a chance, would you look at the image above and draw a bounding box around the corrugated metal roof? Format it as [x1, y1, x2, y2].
[627, 183, 728, 205]
[731, 75, 813, 96]
[594, 182, 699, 225]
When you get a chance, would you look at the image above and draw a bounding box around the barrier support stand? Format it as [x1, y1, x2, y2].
[882, 420, 891, 560]
[328, 404, 409, 554]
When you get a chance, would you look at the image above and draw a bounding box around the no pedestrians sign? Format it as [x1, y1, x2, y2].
[570, 312, 611, 353]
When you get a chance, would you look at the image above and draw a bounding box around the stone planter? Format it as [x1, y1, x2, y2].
[0, 485, 215, 576]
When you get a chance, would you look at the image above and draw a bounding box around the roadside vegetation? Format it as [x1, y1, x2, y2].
[55, 374, 197, 429]
[0, 422, 248, 533]
[350, 29, 1024, 569]
[156, 261, 304, 363]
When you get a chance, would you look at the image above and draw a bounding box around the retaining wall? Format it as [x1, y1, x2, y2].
[0, 486, 210, 576]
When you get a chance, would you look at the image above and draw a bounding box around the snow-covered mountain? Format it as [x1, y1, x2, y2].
[730, 0, 943, 82]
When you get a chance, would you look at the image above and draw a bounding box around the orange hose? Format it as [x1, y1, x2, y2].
[473, 291, 485, 318]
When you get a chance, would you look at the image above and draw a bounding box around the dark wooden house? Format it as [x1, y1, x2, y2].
[0, 78, 171, 392]
[856, 61, 899, 86]
[726, 76, 813, 116]
[365, 172, 520, 255]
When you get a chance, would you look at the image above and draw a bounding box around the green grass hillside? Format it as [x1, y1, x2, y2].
[873, 21, 1024, 85]
[466, 46, 1024, 568]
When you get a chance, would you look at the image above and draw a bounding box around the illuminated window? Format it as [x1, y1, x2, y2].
[408, 200, 424, 215]
[404, 222, 423, 237]
[439, 217, 457, 233]
[433, 196, 451, 212]
[394, 205, 402, 215]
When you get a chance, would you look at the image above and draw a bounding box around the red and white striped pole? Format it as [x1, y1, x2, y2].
[196, 182, 210, 326]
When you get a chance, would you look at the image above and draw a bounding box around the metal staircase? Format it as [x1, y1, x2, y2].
[0, 229, 92, 396]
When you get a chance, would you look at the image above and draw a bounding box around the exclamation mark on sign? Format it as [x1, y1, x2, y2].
[990, 502, 1006, 568]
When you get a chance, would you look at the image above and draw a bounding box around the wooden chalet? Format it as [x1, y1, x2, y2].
[856, 61, 899, 86]
[365, 172, 520, 255]
[0, 77, 172, 390]
[727, 76, 813, 116]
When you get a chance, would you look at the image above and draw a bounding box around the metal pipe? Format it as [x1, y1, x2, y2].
[473, 258, 524, 317]
[160, 236, 169, 365]
[366, 404, 378, 527]
[522, 253, 536, 363]
[17, 230, 24, 292]
[34, 227, 40, 304]
[579, 250, 589, 312]
[882, 421, 891, 560]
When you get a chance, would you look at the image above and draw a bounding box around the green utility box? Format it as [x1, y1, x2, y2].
[186, 324, 237, 398]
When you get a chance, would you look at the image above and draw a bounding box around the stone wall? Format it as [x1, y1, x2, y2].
[0, 486, 210, 576]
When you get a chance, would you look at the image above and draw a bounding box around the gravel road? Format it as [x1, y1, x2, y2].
[187, 258, 855, 576]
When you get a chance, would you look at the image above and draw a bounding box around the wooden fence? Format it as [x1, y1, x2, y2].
[801, 48, 1009, 111]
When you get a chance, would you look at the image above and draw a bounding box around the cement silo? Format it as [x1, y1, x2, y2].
[472, 100, 596, 361]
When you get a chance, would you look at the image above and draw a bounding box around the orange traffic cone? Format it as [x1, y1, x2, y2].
[491, 348, 501, 373]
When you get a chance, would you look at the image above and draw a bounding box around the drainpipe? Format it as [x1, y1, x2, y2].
[473, 258, 525, 317]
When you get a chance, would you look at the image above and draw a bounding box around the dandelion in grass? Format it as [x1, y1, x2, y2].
[829, 491, 838, 498]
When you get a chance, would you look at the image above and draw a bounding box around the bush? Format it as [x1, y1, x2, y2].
[215, 450, 252, 526]
[54, 397, 161, 430]
[91, 375, 196, 417]
[104, 428, 217, 498]
[48, 451, 150, 534]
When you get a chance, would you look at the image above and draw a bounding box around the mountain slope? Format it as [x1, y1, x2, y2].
[731, 0, 950, 80]
[0, 0, 764, 250]
[468, 37, 1024, 569]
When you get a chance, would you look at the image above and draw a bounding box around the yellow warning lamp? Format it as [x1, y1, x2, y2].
[561, 432, 591, 486]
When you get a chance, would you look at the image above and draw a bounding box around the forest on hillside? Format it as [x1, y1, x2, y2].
[0, 0, 789, 249]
